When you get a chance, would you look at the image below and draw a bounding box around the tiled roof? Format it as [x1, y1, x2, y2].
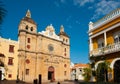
[74, 63, 89, 68]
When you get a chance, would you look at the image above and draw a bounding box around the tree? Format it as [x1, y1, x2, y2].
[96, 61, 111, 82]
[82, 68, 92, 82]
[0, 1, 7, 34]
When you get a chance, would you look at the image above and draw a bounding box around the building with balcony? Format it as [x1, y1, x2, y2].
[0, 37, 19, 80]
[88, 8, 120, 82]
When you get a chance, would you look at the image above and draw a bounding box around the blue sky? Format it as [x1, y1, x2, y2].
[1, 0, 120, 63]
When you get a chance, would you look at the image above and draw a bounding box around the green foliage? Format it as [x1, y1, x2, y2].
[0, 1, 7, 25]
[96, 61, 111, 82]
[82, 68, 92, 82]
[0, 1, 7, 35]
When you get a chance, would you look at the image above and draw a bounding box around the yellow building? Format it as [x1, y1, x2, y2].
[0, 37, 19, 80]
[18, 10, 71, 83]
[88, 8, 120, 82]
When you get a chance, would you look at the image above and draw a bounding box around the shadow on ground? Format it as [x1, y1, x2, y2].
[0, 80, 120, 84]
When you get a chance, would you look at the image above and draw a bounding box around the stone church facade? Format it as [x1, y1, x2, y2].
[18, 10, 70, 83]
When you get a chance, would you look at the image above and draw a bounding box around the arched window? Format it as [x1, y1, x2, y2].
[64, 64, 67, 68]
[66, 39, 68, 42]
[27, 38, 30, 43]
[64, 48, 66, 52]
[31, 27, 33, 31]
[26, 25, 28, 30]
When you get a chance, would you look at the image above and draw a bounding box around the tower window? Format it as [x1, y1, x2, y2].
[64, 53, 66, 56]
[27, 38, 30, 43]
[64, 48, 66, 52]
[64, 64, 67, 68]
[8, 57, 13, 65]
[66, 39, 68, 42]
[9, 45, 14, 53]
[26, 25, 28, 30]
[31, 27, 33, 31]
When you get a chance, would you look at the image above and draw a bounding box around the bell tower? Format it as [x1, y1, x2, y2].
[18, 10, 37, 81]
[18, 9, 37, 50]
[59, 25, 70, 45]
[18, 10, 37, 33]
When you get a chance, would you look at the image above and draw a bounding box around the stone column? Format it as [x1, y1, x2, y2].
[104, 32, 107, 46]
[89, 37, 93, 51]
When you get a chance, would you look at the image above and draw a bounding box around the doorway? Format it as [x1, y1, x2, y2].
[114, 60, 120, 82]
[96, 63, 108, 82]
[48, 66, 55, 82]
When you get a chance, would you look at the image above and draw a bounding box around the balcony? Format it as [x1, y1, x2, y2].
[90, 42, 120, 57]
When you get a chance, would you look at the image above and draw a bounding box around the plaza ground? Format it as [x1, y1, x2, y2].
[0, 80, 79, 84]
[1, 80, 119, 84]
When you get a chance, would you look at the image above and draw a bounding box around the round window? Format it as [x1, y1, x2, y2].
[48, 44, 54, 51]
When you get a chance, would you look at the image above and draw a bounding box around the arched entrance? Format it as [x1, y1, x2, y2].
[0, 60, 5, 80]
[0, 67, 5, 80]
[114, 60, 120, 82]
[96, 63, 108, 82]
[48, 66, 55, 82]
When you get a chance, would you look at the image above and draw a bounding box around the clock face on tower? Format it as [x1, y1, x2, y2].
[48, 44, 54, 52]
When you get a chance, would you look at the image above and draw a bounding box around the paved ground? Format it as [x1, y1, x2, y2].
[1, 80, 118, 84]
[43, 81, 79, 84]
[0, 80, 79, 84]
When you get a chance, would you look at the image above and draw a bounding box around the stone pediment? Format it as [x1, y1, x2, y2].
[38, 24, 62, 41]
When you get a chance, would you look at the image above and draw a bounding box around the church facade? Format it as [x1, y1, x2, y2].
[18, 10, 71, 83]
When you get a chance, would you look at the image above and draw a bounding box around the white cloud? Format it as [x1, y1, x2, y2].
[66, 16, 72, 22]
[54, 1, 60, 7]
[76, 20, 81, 24]
[88, 6, 93, 9]
[67, 25, 72, 29]
[54, 0, 66, 7]
[73, 0, 94, 6]
[60, 0, 66, 3]
[91, 0, 120, 20]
